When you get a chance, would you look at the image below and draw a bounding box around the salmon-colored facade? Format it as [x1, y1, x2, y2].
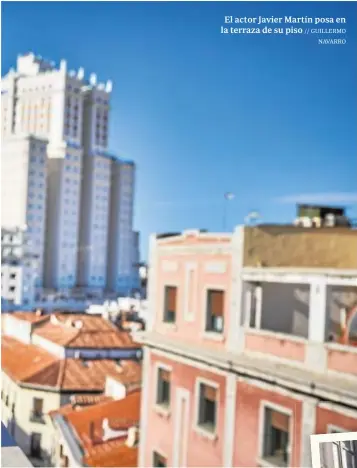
[139, 227, 357, 467]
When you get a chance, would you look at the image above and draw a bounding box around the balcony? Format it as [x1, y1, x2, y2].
[30, 411, 46, 424]
[1, 422, 32, 468]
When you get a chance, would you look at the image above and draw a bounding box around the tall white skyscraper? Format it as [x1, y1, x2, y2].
[1, 53, 138, 298]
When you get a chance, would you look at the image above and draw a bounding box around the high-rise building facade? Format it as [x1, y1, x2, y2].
[1, 53, 138, 297]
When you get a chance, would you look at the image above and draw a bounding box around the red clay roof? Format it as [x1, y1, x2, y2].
[1, 336, 58, 383]
[49, 396, 114, 418]
[32, 313, 138, 349]
[64, 391, 141, 467]
[2, 336, 142, 392]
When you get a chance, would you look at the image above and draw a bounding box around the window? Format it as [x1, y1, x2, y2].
[31, 398, 44, 423]
[206, 289, 224, 333]
[30, 432, 42, 458]
[153, 451, 167, 467]
[262, 406, 290, 466]
[156, 367, 171, 408]
[197, 382, 217, 433]
[163, 286, 177, 323]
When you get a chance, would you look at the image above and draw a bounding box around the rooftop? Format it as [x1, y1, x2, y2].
[1, 336, 142, 392]
[7, 311, 139, 349]
[154, 224, 357, 269]
[52, 391, 141, 467]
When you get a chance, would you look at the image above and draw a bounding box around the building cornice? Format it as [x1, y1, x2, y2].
[138, 332, 357, 409]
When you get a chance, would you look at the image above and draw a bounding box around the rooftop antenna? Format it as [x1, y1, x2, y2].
[223, 192, 235, 231]
[245, 211, 261, 226]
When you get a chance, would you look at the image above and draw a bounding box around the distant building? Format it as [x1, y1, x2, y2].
[1, 227, 39, 306]
[138, 225, 357, 468]
[1, 53, 138, 300]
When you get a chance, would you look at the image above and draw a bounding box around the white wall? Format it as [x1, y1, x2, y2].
[3, 315, 32, 344]
[260, 282, 310, 337]
[1, 372, 62, 464]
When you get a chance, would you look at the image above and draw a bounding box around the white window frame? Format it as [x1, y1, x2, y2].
[258, 400, 293, 467]
[153, 362, 172, 416]
[152, 449, 167, 467]
[193, 377, 219, 440]
[162, 282, 179, 326]
[244, 283, 263, 329]
[184, 262, 197, 322]
[202, 285, 226, 341]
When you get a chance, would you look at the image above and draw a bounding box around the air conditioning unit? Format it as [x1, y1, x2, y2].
[294, 217, 313, 228]
[324, 213, 336, 227]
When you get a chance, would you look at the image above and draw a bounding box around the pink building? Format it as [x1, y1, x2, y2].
[138, 226, 357, 467]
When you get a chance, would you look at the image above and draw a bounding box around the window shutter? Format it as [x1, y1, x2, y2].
[167, 287, 177, 310]
[34, 398, 43, 413]
[271, 410, 289, 432]
[203, 384, 217, 401]
[159, 369, 170, 382]
[210, 291, 224, 317]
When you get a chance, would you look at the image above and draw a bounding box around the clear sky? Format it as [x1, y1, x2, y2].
[2, 1, 357, 258]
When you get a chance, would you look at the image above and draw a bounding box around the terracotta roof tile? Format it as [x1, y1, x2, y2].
[84, 442, 138, 467]
[32, 313, 138, 349]
[49, 396, 113, 418]
[71, 395, 113, 406]
[63, 391, 141, 467]
[2, 337, 142, 392]
[1, 336, 58, 383]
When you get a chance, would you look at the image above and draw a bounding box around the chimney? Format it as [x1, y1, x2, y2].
[77, 67, 84, 80]
[126, 426, 139, 447]
[89, 73, 97, 86]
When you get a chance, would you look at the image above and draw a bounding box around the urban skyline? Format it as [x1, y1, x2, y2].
[2, 1, 356, 258]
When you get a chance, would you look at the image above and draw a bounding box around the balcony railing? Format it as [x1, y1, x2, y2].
[29, 411, 46, 424]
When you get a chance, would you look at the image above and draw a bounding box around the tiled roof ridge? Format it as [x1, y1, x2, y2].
[56, 359, 67, 388]
[22, 359, 60, 387]
[65, 329, 82, 346]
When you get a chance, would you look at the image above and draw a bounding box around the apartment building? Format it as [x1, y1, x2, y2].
[1, 136, 47, 299]
[138, 225, 357, 468]
[1, 227, 39, 306]
[1, 311, 142, 466]
[1, 53, 138, 296]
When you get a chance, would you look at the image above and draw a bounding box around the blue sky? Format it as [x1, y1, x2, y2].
[2, 1, 357, 258]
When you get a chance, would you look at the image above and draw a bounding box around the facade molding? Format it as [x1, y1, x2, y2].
[301, 399, 317, 467]
[138, 347, 151, 467]
[184, 261, 197, 322]
[223, 373, 237, 467]
[157, 244, 232, 256]
[143, 339, 357, 408]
